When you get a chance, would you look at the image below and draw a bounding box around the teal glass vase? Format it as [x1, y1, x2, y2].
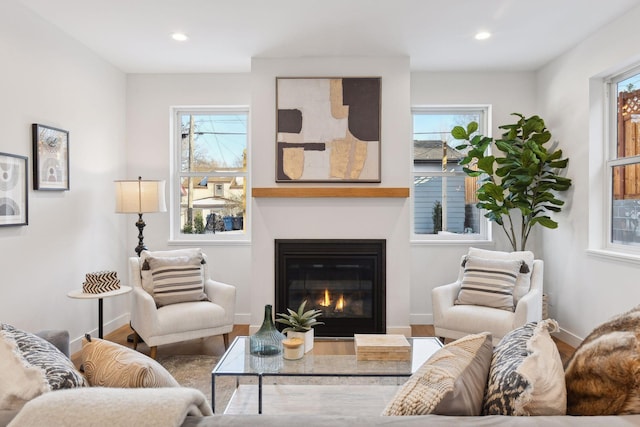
[250, 304, 285, 356]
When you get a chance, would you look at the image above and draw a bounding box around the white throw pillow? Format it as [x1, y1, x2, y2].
[0, 331, 49, 410]
[455, 255, 522, 311]
[468, 247, 534, 305]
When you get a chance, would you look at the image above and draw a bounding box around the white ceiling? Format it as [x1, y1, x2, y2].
[17, 0, 640, 74]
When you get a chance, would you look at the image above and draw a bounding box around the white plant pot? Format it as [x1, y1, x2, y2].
[287, 329, 314, 353]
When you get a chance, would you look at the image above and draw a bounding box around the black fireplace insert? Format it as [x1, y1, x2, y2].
[275, 239, 386, 337]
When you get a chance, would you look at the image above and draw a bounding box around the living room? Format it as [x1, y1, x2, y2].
[2, 0, 640, 368]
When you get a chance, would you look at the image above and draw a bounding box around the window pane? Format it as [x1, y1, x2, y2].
[180, 113, 247, 173]
[611, 164, 640, 246]
[616, 74, 640, 160]
[412, 110, 484, 236]
[414, 175, 480, 235]
[179, 176, 245, 234]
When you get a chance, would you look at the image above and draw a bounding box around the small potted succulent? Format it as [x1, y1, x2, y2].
[275, 300, 324, 353]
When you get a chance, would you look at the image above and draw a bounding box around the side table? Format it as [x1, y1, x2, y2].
[67, 286, 132, 338]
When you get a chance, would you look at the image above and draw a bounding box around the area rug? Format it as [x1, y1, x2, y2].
[158, 354, 403, 415]
[158, 354, 237, 413]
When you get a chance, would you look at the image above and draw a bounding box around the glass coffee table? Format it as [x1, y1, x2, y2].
[211, 336, 443, 414]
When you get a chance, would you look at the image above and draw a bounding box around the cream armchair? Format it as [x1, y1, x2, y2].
[129, 250, 236, 358]
[432, 256, 543, 346]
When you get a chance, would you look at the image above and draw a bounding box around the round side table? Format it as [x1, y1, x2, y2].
[67, 286, 132, 338]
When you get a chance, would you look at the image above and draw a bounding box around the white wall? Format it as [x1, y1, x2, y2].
[536, 4, 640, 345]
[0, 1, 127, 351]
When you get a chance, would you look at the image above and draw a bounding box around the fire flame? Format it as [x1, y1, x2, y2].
[319, 289, 346, 311]
[320, 289, 331, 307]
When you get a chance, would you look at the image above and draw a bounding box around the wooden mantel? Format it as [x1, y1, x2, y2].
[252, 187, 409, 198]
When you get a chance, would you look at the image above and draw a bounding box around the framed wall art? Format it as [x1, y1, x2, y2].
[276, 77, 381, 183]
[32, 123, 69, 190]
[0, 152, 28, 227]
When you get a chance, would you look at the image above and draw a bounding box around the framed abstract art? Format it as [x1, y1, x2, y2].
[32, 123, 69, 190]
[276, 77, 381, 183]
[0, 152, 28, 226]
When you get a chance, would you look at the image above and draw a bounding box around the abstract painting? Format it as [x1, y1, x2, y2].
[0, 152, 28, 226]
[276, 77, 381, 182]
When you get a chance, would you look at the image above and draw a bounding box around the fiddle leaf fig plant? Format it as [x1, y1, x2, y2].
[275, 300, 324, 333]
[451, 113, 572, 251]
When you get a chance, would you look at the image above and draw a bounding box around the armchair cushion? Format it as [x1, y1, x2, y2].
[144, 254, 209, 307]
[482, 319, 565, 416]
[81, 336, 179, 388]
[455, 256, 523, 311]
[468, 247, 534, 304]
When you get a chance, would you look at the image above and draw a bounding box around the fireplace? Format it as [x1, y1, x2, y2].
[275, 239, 386, 337]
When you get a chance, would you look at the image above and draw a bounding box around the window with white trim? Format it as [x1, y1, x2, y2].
[607, 70, 640, 250]
[170, 107, 248, 241]
[412, 106, 490, 241]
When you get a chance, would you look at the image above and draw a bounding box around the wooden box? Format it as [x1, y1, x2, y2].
[354, 334, 411, 361]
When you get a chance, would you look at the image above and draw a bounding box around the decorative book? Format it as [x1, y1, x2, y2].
[354, 334, 412, 361]
[83, 271, 121, 294]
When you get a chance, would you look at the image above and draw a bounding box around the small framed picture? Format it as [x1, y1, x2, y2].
[0, 152, 28, 227]
[32, 123, 69, 190]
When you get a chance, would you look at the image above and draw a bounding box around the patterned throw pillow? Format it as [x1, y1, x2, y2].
[455, 255, 524, 311]
[0, 324, 87, 410]
[81, 336, 179, 388]
[468, 247, 534, 305]
[382, 332, 493, 416]
[143, 254, 209, 307]
[482, 319, 566, 416]
[565, 305, 640, 415]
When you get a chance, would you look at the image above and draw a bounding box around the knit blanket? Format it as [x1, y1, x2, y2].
[8, 387, 212, 427]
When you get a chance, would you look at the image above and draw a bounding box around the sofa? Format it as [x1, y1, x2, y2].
[4, 310, 640, 426]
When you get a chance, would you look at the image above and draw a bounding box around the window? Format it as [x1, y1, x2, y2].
[607, 70, 640, 250]
[412, 106, 490, 241]
[170, 107, 248, 241]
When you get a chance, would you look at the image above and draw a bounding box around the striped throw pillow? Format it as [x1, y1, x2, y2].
[455, 256, 523, 311]
[145, 255, 210, 307]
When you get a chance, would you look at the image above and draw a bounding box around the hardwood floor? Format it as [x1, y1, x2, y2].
[72, 324, 575, 368]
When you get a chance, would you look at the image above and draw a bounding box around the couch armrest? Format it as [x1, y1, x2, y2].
[204, 279, 236, 325]
[35, 330, 70, 358]
[130, 287, 161, 337]
[513, 287, 543, 328]
[432, 281, 461, 323]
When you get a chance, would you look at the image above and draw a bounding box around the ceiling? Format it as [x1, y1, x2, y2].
[17, 0, 640, 74]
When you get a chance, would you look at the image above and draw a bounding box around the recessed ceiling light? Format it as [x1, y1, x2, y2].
[171, 32, 189, 42]
[475, 31, 491, 41]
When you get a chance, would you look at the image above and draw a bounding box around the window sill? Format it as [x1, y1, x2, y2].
[168, 238, 251, 247]
[586, 248, 640, 265]
[410, 238, 493, 246]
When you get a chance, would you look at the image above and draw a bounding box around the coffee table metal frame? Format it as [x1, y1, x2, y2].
[211, 336, 443, 414]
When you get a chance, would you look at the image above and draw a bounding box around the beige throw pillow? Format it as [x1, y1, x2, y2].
[455, 256, 522, 311]
[468, 247, 534, 305]
[144, 255, 209, 307]
[81, 337, 179, 388]
[382, 332, 492, 416]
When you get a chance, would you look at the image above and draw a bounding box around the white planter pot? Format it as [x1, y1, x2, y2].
[287, 329, 314, 353]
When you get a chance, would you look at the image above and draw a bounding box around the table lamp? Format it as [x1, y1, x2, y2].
[115, 176, 166, 256]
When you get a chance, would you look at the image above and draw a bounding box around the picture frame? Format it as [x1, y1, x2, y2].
[0, 152, 28, 227]
[32, 123, 69, 190]
[276, 77, 381, 183]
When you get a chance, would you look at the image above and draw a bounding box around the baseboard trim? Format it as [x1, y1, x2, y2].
[69, 313, 130, 354]
[554, 327, 583, 348]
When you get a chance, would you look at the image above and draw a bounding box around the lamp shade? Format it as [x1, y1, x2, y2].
[115, 178, 167, 214]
